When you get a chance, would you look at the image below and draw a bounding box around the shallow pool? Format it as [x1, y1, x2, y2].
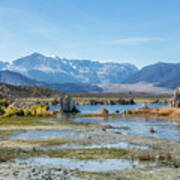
[15, 157, 157, 172]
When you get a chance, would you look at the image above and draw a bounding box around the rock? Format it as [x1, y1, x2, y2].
[151, 99, 160, 104]
[129, 98, 136, 105]
[42, 101, 49, 106]
[171, 87, 180, 107]
[102, 108, 109, 115]
[89, 99, 98, 105]
[164, 99, 168, 104]
[117, 98, 135, 105]
[36, 101, 40, 105]
[109, 100, 115, 105]
[60, 95, 80, 113]
[51, 99, 59, 106]
[142, 103, 149, 109]
[149, 127, 158, 134]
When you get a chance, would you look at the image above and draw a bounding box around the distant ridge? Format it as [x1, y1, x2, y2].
[0, 70, 103, 93]
[0, 53, 180, 90]
[0, 52, 138, 84]
[123, 62, 180, 89]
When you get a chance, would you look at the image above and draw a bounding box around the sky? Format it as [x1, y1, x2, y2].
[0, 0, 180, 68]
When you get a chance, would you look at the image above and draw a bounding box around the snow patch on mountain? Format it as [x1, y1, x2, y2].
[0, 53, 138, 84]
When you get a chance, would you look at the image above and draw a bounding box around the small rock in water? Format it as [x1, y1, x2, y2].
[142, 103, 149, 109]
[102, 108, 109, 115]
[171, 87, 180, 107]
[149, 128, 158, 134]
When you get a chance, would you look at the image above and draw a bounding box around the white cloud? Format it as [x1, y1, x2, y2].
[113, 37, 163, 45]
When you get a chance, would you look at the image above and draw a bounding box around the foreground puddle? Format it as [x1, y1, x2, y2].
[15, 157, 157, 172]
[29, 142, 150, 151]
[58, 142, 150, 150]
[10, 130, 97, 141]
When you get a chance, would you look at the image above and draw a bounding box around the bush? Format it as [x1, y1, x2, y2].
[0, 105, 5, 115]
[29, 104, 49, 116]
[4, 105, 24, 117]
[23, 109, 33, 116]
[125, 109, 133, 115]
[0, 98, 10, 108]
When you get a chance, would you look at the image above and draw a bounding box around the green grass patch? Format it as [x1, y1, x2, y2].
[0, 115, 56, 126]
[15, 138, 68, 147]
[24, 148, 128, 160]
[0, 147, 128, 163]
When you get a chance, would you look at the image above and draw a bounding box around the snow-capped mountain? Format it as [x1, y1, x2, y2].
[1, 53, 138, 84]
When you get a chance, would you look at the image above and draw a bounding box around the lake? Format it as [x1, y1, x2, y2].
[50, 103, 168, 114]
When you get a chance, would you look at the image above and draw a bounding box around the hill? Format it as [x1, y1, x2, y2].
[0, 70, 44, 86]
[0, 83, 63, 99]
[123, 62, 180, 89]
[0, 70, 103, 93]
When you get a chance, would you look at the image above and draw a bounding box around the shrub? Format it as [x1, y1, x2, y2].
[4, 105, 24, 117]
[29, 104, 49, 116]
[125, 109, 133, 115]
[0, 105, 5, 115]
[23, 109, 33, 116]
[0, 98, 10, 108]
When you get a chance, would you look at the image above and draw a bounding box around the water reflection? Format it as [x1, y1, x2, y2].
[15, 157, 157, 172]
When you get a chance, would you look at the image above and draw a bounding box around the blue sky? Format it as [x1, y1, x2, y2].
[0, 0, 180, 68]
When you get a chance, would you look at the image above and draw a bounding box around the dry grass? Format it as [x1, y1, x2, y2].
[132, 107, 180, 122]
[137, 152, 172, 162]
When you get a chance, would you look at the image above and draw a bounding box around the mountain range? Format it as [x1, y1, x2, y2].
[0, 53, 179, 92]
[4, 53, 138, 84]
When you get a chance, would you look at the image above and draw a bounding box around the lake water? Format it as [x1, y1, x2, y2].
[11, 103, 180, 141]
[11, 116, 180, 142]
[50, 103, 167, 114]
[72, 116, 180, 141]
[11, 129, 99, 141]
[15, 157, 157, 172]
[55, 103, 179, 141]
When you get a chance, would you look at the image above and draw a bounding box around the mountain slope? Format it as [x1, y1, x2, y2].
[0, 70, 43, 86]
[0, 62, 8, 70]
[0, 70, 103, 93]
[0, 83, 62, 98]
[46, 83, 103, 93]
[7, 53, 138, 84]
[123, 62, 180, 89]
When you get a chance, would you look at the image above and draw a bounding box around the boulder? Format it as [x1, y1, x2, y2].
[108, 100, 115, 105]
[51, 99, 59, 106]
[60, 96, 80, 113]
[89, 99, 98, 105]
[102, 108, 109, 115]
[142, 103, 149, 109]
[117, 98, 135, 105]
[151, 99, 160, 104]
[171, 87, 180, 107]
